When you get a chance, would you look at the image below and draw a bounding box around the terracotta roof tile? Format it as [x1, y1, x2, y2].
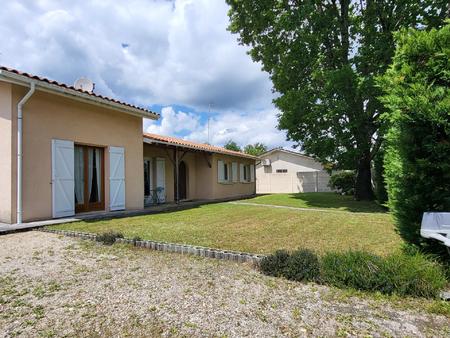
[144, 133, 257, 159]
[0, 66, 158, 117]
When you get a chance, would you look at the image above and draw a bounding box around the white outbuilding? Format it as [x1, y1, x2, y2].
[256, 148, 332, 194]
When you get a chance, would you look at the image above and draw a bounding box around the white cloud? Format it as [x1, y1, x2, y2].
[1, 0, 295, 150]
[145, 107, 294, 149]
[146, 106, 200, 135]
[0, 0, 274, 111]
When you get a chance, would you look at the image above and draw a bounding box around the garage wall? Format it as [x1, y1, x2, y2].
[256, 150, 332, 194]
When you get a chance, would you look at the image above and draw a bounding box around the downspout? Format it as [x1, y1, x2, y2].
[16, 82, 35, 224]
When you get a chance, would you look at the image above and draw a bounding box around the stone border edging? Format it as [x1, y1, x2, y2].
[38, 228, 265, 265]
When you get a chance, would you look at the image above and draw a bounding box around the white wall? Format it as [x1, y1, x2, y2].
[256, 150, 332, 194]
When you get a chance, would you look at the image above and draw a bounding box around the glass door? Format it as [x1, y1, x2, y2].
[74, 145, 105, 213]
[144, 159, 154, 206]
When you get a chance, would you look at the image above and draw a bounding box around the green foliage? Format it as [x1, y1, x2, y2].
[382, 252, 447, 298]
[283, 249, 321, 282]
[261, 248, 447, 298]
[227, 0, 448, 200]
[321, 251, 446, 298]
[373, 146, 388, 205]
[321, 251, 384, 291]
[379, 23, 450, 248]
[260, 249, 320, 282]
[244, 143, 267, 156]
[96, 231, 124, 245]
[259, 250, 290, 277]
[328, 171, 355, 195]
[224, 140, 241, 152]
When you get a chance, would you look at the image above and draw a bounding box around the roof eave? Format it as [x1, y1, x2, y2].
[259, 147, 315, 160]
[144, 136, 257, 160]
[0, 69, 159, 120]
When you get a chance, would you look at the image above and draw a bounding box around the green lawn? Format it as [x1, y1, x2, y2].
[51, 194, 399, 256]
[240, 192, 387, 213]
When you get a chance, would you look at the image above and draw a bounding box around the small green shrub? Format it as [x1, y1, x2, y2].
[382, 252, 447, 298]
[259, 250, 290, 277]
[321, 251, 384, 291]
[96, 231, 124, 245]
[284, 249, 320, 282]
[260, 249, 321, 282]
[321, 250, 446, 298]
[328, 171, 356, 195]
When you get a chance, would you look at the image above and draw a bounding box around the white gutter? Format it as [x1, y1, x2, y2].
[16, 82, 36, 224]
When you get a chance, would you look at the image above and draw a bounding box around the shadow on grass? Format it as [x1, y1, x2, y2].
[254, 192, 388, 213]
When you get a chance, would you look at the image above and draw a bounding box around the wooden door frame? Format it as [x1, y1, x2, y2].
[75, 144, 105, 213]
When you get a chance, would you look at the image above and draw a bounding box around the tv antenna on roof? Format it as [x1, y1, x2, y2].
[207, 103, 213, 144]
[74, 77, 95, 93]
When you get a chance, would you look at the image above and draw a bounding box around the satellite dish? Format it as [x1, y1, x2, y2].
[74, 77, 95, 93]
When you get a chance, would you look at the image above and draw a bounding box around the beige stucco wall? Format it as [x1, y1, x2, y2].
[143, 143, 175, 202]
[10, 85, 144, 223]
[256, 150, 331, 194]
[0, 82, 12, 223]
[143, 144, 256, 202]
[195, 152, 214, 200]
[211, 153, 256, 199]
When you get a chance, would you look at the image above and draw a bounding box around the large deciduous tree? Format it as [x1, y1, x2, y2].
[226, 0, 447, 200]
[224, 140, 242, 152]
[244, 143, 268, 156]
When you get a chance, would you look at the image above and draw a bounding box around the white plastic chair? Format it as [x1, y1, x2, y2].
[421, 212, 450, 247]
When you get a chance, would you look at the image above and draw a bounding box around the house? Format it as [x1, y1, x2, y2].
[256, 148, 331, 194]
[0, 66, 256, 224]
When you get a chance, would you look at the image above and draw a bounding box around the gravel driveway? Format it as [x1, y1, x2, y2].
[0, 231, 449, 337]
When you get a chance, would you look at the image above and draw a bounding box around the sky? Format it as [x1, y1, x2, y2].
[0, 0, 294, 149]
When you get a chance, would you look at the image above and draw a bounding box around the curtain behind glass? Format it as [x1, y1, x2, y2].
[88, 148, 102, 203]
[88, 148, 93, 201]
[95, 149, 102, 202]
[74, 147, 84, 204]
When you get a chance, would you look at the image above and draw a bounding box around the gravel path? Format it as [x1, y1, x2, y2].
[0, 232, 449, 337]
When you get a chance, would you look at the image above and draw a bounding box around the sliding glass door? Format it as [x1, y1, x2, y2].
[74, 145, 105, 213]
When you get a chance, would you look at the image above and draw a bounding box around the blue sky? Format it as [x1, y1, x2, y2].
[0, 0, 294, 149]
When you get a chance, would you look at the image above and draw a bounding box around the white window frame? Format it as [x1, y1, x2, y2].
[232, 162, 238, 182]
[241, 163, 252, 183]
[218, 159, 232, 184]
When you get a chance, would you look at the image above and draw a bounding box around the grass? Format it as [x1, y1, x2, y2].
[51, 193, 399, 255]
[239, 192, 387, 213]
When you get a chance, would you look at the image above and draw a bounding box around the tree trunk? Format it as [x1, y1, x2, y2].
[355, 155, 374, 200]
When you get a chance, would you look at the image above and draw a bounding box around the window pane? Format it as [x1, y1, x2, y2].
[144, 160, 150, 196]
[74, 146, 84, 205]
[224, 163, 228, 180]
[88, 148, 102, 203]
